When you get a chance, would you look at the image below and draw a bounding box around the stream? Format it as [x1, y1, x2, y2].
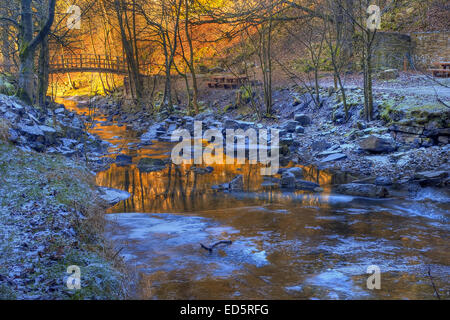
[62, 97, 449, 300]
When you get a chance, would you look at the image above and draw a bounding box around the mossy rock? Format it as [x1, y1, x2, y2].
[379, 102, 405, 124]
[0, 76, 15, 96]
[223, 104, 236, 112]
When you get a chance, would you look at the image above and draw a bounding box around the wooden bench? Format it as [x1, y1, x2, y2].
[429, 61, 450, 78]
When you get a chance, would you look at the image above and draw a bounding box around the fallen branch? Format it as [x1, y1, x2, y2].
[200, 241, 233, 253]
[427, 266, 441, 300]
[112, 247, 124, 260]
[437, 97, 450, 109]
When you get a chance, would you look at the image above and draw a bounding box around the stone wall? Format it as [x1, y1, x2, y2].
[410, 31, 450, 68]
[372, 32, 412, 70]
[372, 31, 450, 70]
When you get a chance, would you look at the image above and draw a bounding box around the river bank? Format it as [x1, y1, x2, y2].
[0, 95, 130, 299]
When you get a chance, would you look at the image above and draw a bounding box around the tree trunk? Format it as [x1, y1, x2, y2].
[367, 51, 373, 120]
[18, 0, 56, 104]
[343, 0, 355, 70]
[314, 68, 319, 106]
[184, 0, 199, 114]
[1, 24, 11, 73]
[18, 0, 35, 104]
[114, 0, 143, 103]
[38, 35, 49, 109]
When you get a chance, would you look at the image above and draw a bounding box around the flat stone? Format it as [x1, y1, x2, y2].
[389, 124, 424, 135]
[359, 135, 395, 153]
[415, 170, 448, 180]
[335, 183, 389, 198]
[320, 153, 347, 163]
[39, 125, 57, 133]
[318, 148, 343, 156]
[17, 124, 44, 136]
[98, 187, 131, 205]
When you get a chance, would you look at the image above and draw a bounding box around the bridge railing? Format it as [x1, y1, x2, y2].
[50, 54, 128, 73]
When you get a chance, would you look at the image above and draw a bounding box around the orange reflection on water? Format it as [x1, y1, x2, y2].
[96, 158, 334, 214]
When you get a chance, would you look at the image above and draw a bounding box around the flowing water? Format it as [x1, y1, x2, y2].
[62, 97, 449, 300]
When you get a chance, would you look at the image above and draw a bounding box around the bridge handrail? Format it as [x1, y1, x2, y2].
[48, 54, 156, 76]
[50, 54, 128, 73]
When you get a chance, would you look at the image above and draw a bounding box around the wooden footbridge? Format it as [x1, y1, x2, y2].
[49, 54, 130, 75]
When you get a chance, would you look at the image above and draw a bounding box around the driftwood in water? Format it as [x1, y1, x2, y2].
[200, 240, 233, 253]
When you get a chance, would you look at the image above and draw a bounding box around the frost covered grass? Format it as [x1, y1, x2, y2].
[0, 143, 129, 299]
[0, 118, 9, 142]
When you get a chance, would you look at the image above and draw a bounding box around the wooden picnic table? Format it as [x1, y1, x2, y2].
[207, 75, 252, 89]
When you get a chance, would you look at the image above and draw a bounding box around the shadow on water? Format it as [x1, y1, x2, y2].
[61, 97, 450, 300]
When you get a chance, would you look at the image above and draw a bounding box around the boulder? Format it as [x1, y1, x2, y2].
[335, 183, 389, 198]
[286, 167, 304, 179]
[115, 154, 133, 166]
[280, 120, 299, 133]
[438, 136, 449, 145]
[377, 69, 399, 80]
[281, 171, 296, 189]
[17, 124, 44, 137]
[229, 175, 244, 191]
[261, 177, 281, 189]
[294, 114, 311, 126]
[63, 126, 84, 139]
[97, 187, 131, 206]
[295, 126, 305, 134]
[137, 158, 166, 173]
[295, 180, 320, 191]
[359, 135, 395, 153]
[39, 125, 58, 146]
[224, 119, 254, 130]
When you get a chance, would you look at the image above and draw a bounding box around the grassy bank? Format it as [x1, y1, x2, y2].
[0, 142, 129, 299]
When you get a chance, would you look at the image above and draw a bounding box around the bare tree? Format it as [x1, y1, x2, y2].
[17, 0, 56, 104]
[113, 0, 144, 104]
[323, 0, 352, 119]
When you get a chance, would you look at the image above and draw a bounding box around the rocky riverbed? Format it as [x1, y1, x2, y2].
[86, 75, 449, 199]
